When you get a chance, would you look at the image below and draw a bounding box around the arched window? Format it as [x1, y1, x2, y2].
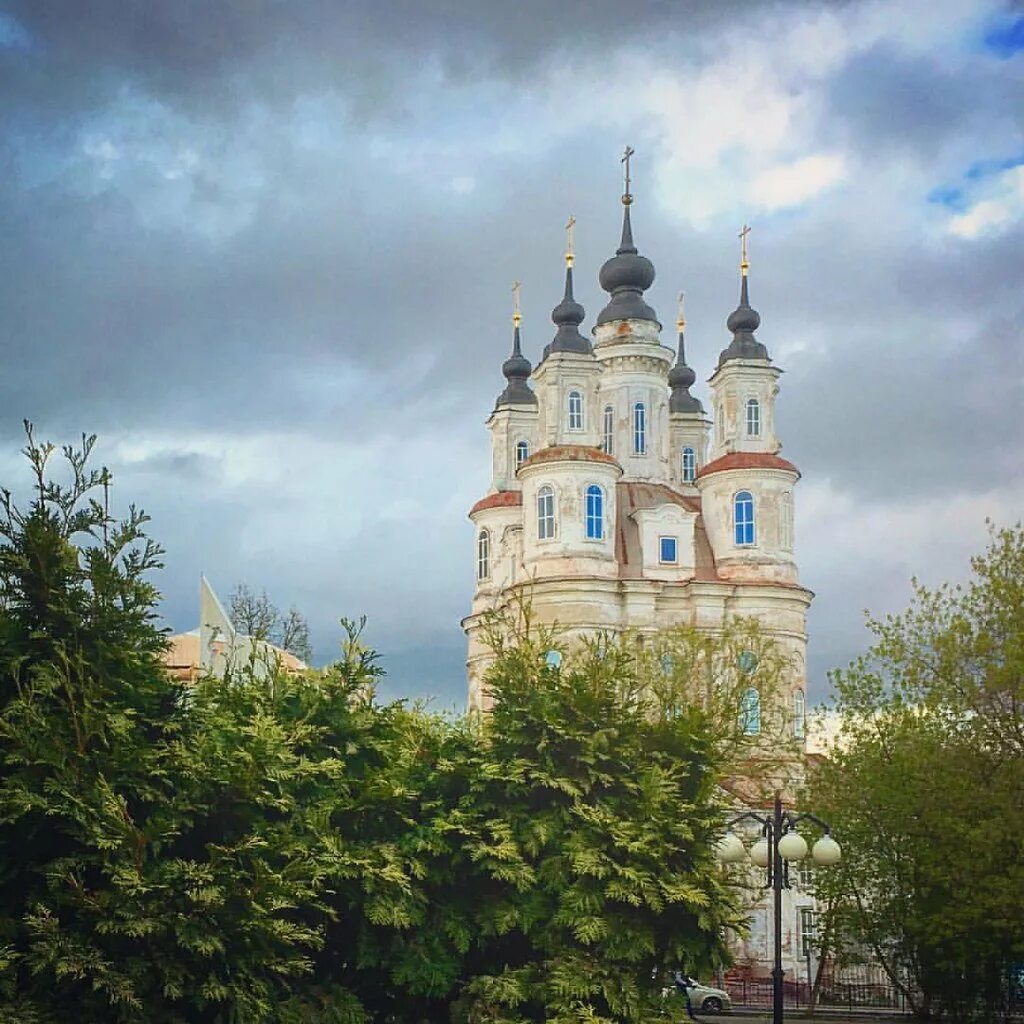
[682, 446, 696, 483]
[734, 490, 755, 546]
[740, 687, 761, 735]
[793, 690, 806, 739]
[537, 485, 555, 540]
[476, 529, 490, 581]
[515, 439, 529, 470]
[633, 402, 646, 454]
[585, 484, 603, 540]
[602, 405, 614, 454]
[568, 390, 583, 431]
[746, 397, 761, 437]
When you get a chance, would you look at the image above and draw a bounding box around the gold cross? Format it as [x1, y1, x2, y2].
[565, 215, 576, 267]
[739, 223, 751, 275]
[621, 145, 635, 203]
[677, 290, 686, 331]
[512, 280, 522, 326]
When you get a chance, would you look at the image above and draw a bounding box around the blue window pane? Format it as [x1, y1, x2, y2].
[585, 485, 603, 539]
[660, 536, 677, 563]
[734, 490, 755, 546]
[740, 687, 761, 734]
[516, 440, 529, 469]
[545, 649, 563, 669]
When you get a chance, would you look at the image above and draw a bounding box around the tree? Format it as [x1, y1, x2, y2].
[0, 426, 387, 1022]
[229, 583, 313, 664]
[810, 524, 1024, 1022]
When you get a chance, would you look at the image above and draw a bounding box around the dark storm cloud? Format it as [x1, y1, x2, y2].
[0, 0, 1019, 706]
[823, 43, 1024, 160]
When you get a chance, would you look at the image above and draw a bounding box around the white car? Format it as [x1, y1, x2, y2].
[662, 978, 732, 1015]
[686, 981, 732, 1014]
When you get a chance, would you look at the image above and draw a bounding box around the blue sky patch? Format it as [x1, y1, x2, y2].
[0, 13, 31, 50]
[964, 150, 1024, 180]
[927, 186, 967, 211]
[982, 14, 1024, 58]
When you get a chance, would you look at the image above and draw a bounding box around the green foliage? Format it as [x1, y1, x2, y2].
[0, 427, 746, 1022]
[810, 523, 1024, 1022]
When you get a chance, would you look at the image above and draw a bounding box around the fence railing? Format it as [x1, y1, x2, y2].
[725, 978, 911, 1013]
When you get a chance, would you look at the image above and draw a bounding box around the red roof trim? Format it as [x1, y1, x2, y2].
[519, 444, 621, 471]
[696, 451, 800, 480]
[469, 490, 523, 517]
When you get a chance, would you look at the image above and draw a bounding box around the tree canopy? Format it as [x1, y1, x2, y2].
[0, 427, 760, 1023]
[810, 523, 1024, 1022]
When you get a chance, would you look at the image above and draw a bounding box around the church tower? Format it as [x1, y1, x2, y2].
[463, 153, 812, 727]
[696, 231, 799, 585]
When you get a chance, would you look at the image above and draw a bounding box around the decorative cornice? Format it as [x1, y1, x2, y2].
[518, 444, 622, 472]
[695, 451, 800, 480]
[468, 491, 523, 517]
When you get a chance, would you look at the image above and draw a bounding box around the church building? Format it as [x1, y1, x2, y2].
[462, 161, 812, 744]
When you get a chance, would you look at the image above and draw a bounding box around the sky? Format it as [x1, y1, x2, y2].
[1, 0, 1022, 710]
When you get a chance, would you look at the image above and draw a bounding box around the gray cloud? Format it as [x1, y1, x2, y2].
[0, 0, 1019, 708]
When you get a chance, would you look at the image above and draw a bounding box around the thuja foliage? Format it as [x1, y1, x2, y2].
[810, 524, 1024, 1022]
[0, 427, 755, 1022]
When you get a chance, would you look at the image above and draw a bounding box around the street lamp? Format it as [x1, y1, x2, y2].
[716, 791, 841, 1024]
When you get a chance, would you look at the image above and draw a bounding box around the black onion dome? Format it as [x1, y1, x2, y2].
[718, 274, 769, 366]
[495, 323, 537, 407]
[543, 266, 592, 358]
[596, 204, 659, 326]
[669, 326, 703, 414]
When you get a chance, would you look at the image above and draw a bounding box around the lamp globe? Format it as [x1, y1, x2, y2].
[715, 833, 746, 863]
[778, 831, 808, 862]
[812, 835, 842, 866]
[749, 838, 771, 867]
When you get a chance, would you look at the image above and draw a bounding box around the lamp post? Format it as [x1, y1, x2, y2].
[715, 791, 841, 1024]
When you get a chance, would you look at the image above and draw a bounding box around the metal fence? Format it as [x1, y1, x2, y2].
[725, 977, 912, 1013]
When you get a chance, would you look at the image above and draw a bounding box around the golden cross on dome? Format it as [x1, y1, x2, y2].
[512, 280, 522, 326]
[565, 215, 576, 267]
[739, 223, 751, 276]
[621, 145, 635, 204]
[677, 290, 686, 331]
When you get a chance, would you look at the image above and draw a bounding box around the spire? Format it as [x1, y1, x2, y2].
[543, 216, 592, 358]
[669, 291, 703, 414]
[596, 146, 658, 327]
[495, 281, 537, 408]
[718, 224, 769, 366]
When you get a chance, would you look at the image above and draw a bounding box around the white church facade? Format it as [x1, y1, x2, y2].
[462, 180, 811, 736]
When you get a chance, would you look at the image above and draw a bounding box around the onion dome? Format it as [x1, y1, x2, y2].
[719, 228, 769, 366]
[543, 264, 591, 358]
[495, 318, 537, 408]
[669, 296, 703, 413]
[596, 200, 659, 326]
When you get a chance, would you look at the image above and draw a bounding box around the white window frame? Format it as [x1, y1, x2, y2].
[537, 485, 556, 541]
[793, 689, 806, 739]
[633, 402, 646, 455]
[567, 390, 583, 431]
[682, 446, 696, 483]
[476, 529, 490, 581]
[602, 404, 614, 454]
[780, 492, 793, 550]
[515, 439, 529, 470]
[746, 397, 761, 437]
